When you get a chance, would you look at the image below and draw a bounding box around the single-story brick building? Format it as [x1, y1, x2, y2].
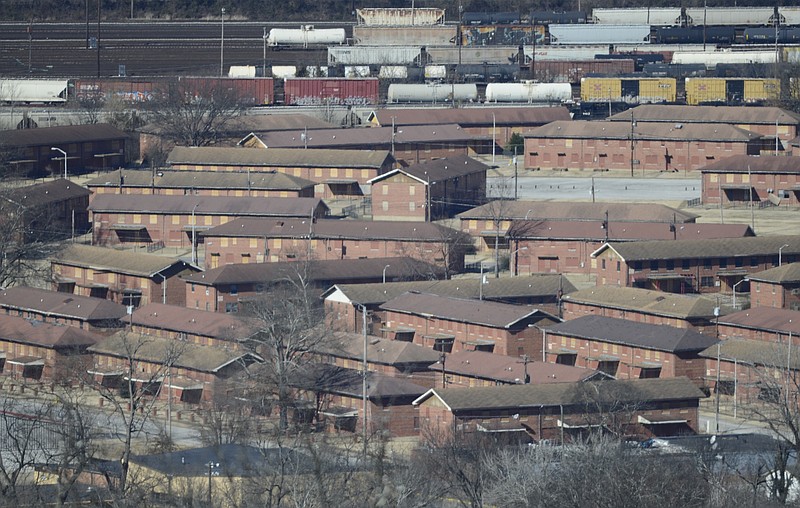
[700, 155, 800, 207]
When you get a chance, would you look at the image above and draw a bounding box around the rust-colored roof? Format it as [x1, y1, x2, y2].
[435, 350, 601, 384]
[544, 315, 717, 353]
[0, 286, 126, 321]
[369, 154, 489, 184]
[233, 113, 336, 132]
[131, 303, 258, 340]
[322, 333, 441, 366]
[380, 292, 558, 329]
[525, 120, 761, 142]
[201, 217, 461, 241]
[609, 105, 800, 125]
[86, 169, 315, 192]
[508, 220, 752, 241]
[748, 262, 800, 283]
[699, 155, 800, 174]
[0, 313, 100, 349]
[719, 307, 800, 335]
[458, 201, 697, 223]
[369, 107, 571, 127]
[5, 179, 89, 207]
[0, 123, 129, 147]
[253, 124, 472, 148]
[167, 146, 393, 169]
[88, 194, 327, 216]
[599, 235, 800, 262]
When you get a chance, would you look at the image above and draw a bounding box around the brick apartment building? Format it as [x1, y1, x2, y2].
[4, 179, 91, 242]
[716, 307, 800, 346]
[543, 315, 717, 384]
[523, 120, 761, 173]
[368, 155, 488, 222]
[379, 292, 560, 357]
[200, 217, 469, 273]
[747, 263, 800, 310]
[591, 236, 800, 294]
[700, 155, 800, 207]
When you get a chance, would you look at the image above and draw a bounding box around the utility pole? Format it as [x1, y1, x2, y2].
[517, 355, 531, 384]
[630, 111, 635, 177]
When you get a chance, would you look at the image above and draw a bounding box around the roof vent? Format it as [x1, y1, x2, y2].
[675, 124, 683, 129]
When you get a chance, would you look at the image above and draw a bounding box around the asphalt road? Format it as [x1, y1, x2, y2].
[488, 176, 702, 202]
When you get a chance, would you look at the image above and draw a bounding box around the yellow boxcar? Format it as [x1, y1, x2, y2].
[581, 77, 676, 103]
[685, 78, 780, 105]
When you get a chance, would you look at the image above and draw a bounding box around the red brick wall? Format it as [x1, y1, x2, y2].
[750, 280, 800, 310]
[52, 261, 173, 307]
[702, 171, 800, 206]
[562, 302, 700, 330]
[371, 176, 427, 222]
[717, 322, 800, 346]
[89, 185, 312, 199]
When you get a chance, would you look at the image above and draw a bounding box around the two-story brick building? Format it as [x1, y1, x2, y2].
[543, 315, 717, 384]
[561, 286, 724, 335]
[86, 169, 317, 200]
[167, 146, 394, 199]
[368, 155, 488, 222]
[88, 194, 328, 251]
[524, 120, 761, 173]
[379, 292, 560, 357]
[182, 257, 445, 313]
[52, 244, 199, 307]
[413, 377, 705, 442]
[700, 155, 800, 206]
[199, 217, 469, 273]
[747, 263, 800, 310]
[715, 307, 800, 346]
[0, 286, 126, 333]
[591, 236, 800, 295]
[4, 179, 91, 242]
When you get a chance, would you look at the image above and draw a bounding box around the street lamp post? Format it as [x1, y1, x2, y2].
[780, 244, 790, 266]
[51, 147, 67, 179]
[220, 8, 225, 77]
[509, 245, 528, 277]
[207, 462, 219, 505]
[732, 279, 747, 310]
[382, 264, 391, 284]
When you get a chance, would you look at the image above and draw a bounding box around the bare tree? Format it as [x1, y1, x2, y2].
[146, 80, 244, 147]
[78, 95, 104, 125]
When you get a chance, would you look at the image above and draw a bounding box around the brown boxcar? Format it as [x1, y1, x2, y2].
[284, 77, 380, 106]
[531, 59, 635, 84]
[177, 77, 274, 106]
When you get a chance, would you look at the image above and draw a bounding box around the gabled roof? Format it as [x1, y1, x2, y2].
[435, 350, 603, 384]
[609, 105, 800, 125]
[130, 303, 257, 340]
[321, 274, 574, 306]
[0, 313, 100, 349]
[232, 113, 336, 132]
[562, 286, 722, 320]
[699, 339, 800, 370]
[718, 307, 800, 336]
[182, 257, 445, 286]
[748, 262, 800, 283]
[593, 236, 800, 262]
[5, 179, 89, 208]
[508, 220, 752, 242]
[292, 364, 427, 401]
[88, 332, 261, 373]
[700, 155, 800, 174]
[201, 217, 461, 241]
[321, 333, 440, 366]
[54, 245, 193, 278]
[251, 124, 472, 148]
[380, 292, 559, 329]
[0, 123, 129, 147]
[525, 120, 761, 142]
[458, 200, 697, 223]
[0, 286, 126, 321]
[368, 107, 570, 127]
[85, 169, 315, 191]
[88, 194, 327, 216]
[544, 315, 717, 353]
[367, 154, 489, 185]
[412, 377, 706, 411]
[167, 146, 393, 169]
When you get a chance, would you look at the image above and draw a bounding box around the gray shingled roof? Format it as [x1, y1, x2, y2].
[414, 377, 706, 411]
[718, 307, 800, 335]
[369, 154, 489, 184]
[254, 124, 472, 148]
[1, 123, 129, 147]
[182, 257, 444, 286]
[748, 262, 800, 283]
[544, 315, 717, 353]
[167, 146, 392, 169]
[525, 120, 761, 142]
[508, 220, 752, 242]
[598, 236, 800, 262]
[0, 313, 101, 349]
[0, 286, 126, 321]
[201, 217, 461, 241]
[5, 179, 89, 207]
[234, 113, 336, 132]
[86, 169, 315, 191]
[369, 107, 570, 127]
[699, 339, 800, 370]
[55, 245, 191, 277]
[562, 286, 722, 320]
[380, 292, 558, 329]
[323, 274, 574, 305]
[435, 350, 601, 384]
[609, 105, 800, 125]
[458, 201, 697, 223]
[131, 303, 258, 340]
[700, 155, 800, 174]
[322, 333, 441, 366]
[88, 194, 327, 216]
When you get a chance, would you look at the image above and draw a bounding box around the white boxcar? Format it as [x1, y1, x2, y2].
[271, 66, 297, 78]
[387, 83, 478, 103]
[426, 46, 525, 65]
[228, 65, 257, 78]
[356, 8, 445, 26]
[671, 50, 778, 69]
[0, 79, 68, 103]
[684, 7, 775, 26]
[591, 8, 683, 25]
[379, 66, 408, 79]
[548, 25, 652, 45]
[267, 26, 345, 47]
[485, 82, 572, 103]
[329, 46, 421, 65]
[424, 65, 447, 79]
